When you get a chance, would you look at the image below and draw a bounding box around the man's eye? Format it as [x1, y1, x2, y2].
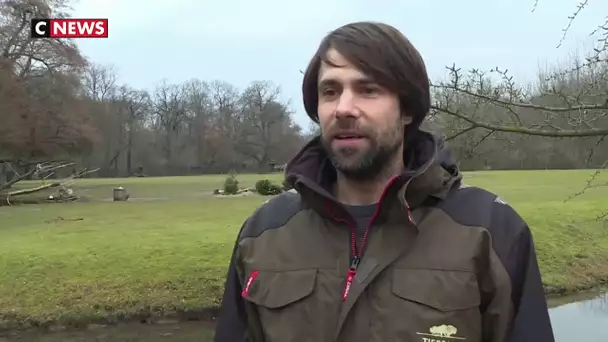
[322, 89, 337, 97]
[362, 87, 379, 96]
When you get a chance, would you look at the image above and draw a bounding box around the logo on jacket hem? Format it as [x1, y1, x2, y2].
[416, 324, 465, 341]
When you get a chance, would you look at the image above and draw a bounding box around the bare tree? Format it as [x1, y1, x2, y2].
[116, 85, 150, 175]
[82, 63, 117, 101]
[182, 79, 214, 172]
[0, 0, 85, 77]
[208, 80, 243, 170]
[239, 81, 293, 170]
[1, 0, 94, 159]
[151, 80, 188, 174]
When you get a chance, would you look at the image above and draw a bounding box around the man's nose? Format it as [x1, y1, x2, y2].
[334, 90, 359, 118]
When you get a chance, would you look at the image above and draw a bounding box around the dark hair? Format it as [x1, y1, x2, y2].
[302, 21, 431, 130]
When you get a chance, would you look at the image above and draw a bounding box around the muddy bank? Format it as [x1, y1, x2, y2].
[0, 320, 216, 342]
[544, 278, 608, 297]
[0, 308, 220, 337]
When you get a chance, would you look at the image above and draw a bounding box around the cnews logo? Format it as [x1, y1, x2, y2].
[31, 18, 108, 38]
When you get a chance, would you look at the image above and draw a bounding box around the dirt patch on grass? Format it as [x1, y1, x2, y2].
[100, 197, 174, 202]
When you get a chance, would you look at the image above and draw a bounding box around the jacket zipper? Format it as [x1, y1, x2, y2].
[340, 176, 401, 301]
[341, 220, 361, 301]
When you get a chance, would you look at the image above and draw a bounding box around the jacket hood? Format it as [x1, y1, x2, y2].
[285, 129, 462, 218]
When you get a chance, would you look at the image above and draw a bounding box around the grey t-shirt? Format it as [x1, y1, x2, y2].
[343, 203, 378, 253]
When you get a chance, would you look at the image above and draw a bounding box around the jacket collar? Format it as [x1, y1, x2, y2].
[285, 129, 462, 224]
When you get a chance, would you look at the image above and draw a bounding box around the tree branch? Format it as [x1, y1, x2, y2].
[556, 0, 589, 49]
[431, 105, 608, 137]
[431, 83, 608, 113]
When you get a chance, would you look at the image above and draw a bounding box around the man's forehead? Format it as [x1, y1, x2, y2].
[323, 48, 349, 67]
[318, 49, 371, 84]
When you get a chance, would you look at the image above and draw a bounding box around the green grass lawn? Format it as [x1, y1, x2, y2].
[0, 170, 607, 331]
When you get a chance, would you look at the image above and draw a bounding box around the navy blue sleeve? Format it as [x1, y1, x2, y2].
[504, 226, 555, 342]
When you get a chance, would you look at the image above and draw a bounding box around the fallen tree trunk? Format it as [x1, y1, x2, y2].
[1, 163, 99, 206]
[6, 182, 61, 197]
[0, 161, 74, 192]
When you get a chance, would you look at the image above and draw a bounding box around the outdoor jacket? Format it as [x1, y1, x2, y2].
[213, 130, 555, 342]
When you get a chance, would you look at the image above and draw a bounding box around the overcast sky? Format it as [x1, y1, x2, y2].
[71, 0, 608, 131]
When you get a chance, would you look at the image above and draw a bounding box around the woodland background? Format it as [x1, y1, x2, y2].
[1, 0, 607, 182]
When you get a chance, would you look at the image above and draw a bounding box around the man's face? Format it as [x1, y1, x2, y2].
[317, 48, 411, 181]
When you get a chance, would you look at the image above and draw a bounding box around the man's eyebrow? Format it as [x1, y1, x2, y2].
[318, 79, 339, 88]
[355, 78, 377, 85]
[318, 77, 376, 88]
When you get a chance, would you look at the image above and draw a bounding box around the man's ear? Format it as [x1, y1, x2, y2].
[401, 114, 413, 125]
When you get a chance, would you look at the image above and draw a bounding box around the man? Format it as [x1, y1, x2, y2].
[213, 21, 554, 342]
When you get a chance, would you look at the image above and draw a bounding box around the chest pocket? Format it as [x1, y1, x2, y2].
[242, 268, 328, 342]
[388, 268, 482, 342]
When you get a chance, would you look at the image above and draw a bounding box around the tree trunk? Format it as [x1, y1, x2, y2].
[165, 132, 174, 175]
[126, 141, 133, 176]
[0, 163, 6, 184]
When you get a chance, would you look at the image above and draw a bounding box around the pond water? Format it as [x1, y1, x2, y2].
[548, 290, 607, 342]
[1, 291, 605, 341]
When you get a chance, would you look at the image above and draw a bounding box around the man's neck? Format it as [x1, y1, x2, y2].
[334, 158, 404, 206]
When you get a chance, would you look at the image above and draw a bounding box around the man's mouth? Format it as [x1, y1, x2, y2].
[334, 134, 364, 140]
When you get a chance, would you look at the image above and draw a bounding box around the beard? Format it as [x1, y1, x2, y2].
[321, 119, 404, 182]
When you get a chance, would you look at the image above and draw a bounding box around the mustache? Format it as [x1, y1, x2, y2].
[324, 119, 371, 138]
